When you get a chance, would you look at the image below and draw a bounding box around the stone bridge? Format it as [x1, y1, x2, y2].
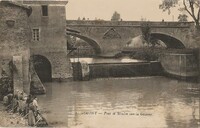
[66, 20, 197, 54]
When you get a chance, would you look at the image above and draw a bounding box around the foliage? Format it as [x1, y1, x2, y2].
[140, 17, 148, 21]
[0, 77, 13, 100]
[140, 22, 151, 46]
[115, 48, 160, 61]
[159, 0, 179, 14]
[130, 48, 159, 61]
[115, 48, 197, 61]
[178, 14, 188, 21]
[159, 0, 200, 28]
[0, 61, 14, 100]
[111, 11, 121, 21]
[140, 22, 160, 47]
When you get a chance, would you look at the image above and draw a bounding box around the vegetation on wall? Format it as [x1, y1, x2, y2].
[0, 62, 13, 100]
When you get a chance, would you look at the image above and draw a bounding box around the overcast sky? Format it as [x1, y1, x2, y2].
[66, 0, 185, 21]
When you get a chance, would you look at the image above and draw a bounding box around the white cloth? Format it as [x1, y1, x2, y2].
[81, 61, 90, 78]
[33, 99, 38, 110]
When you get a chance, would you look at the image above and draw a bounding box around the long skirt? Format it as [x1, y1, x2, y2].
[28, 110, 36, 126]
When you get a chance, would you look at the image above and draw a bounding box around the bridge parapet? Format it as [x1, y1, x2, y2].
[66, 20, 195, 28]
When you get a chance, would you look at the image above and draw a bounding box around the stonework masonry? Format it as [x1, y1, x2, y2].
[0, 1, 32, 94]
[66, 20, 200, 54]
[23, 1, 71, 80]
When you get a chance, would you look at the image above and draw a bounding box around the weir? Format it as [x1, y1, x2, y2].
[70, 49, 199, 81]
[70, 58, 163, 81]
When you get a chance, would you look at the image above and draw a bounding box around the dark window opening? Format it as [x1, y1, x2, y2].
[42, 5, 48, 16]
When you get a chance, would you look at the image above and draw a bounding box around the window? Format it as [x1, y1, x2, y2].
[42, 5, 48, 16]
[32, 29, 40, 41]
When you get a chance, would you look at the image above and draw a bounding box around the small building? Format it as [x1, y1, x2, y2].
[0, 1, 32, 95]
[23, 0, 70, 82]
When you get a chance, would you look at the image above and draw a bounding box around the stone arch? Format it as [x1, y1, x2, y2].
[31, 55, 52, 82]
[66, 32, 101, 54]
[150, 33, 185, 49]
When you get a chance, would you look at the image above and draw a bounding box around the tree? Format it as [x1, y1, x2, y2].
[178, 14, 188, 21]
[140, 22, 160, 47]
[141, 22, 151, 46]
[140, 17, 147, 21]
[111, 11, 121, 21]
[159, 0, 200, 28]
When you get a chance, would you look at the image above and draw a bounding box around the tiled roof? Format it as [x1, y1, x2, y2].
[23, 0, 68, 5]
[0, 1, 32, 16]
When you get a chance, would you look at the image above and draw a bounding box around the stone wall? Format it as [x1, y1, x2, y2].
[30, 48, 72, 81]
[190, 30, 200, 80]
[160, 52, 199, 80]
[0, 2, 31, 94]
[25, 3, 70, 80]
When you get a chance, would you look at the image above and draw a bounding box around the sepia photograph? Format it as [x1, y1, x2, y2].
[0, 0, 200, 127]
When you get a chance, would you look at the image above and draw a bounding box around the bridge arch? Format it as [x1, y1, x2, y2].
[150, 33, 185, 49]
[31, 55, 52, 82]
[66, 32, 101, 54]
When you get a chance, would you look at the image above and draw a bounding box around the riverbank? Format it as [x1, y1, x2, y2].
[0, 102, 27, 127]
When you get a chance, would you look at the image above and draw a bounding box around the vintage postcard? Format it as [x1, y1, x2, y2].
[0, 0, 200, 127]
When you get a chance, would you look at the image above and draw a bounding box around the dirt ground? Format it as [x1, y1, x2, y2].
[0, 102, 27, 127]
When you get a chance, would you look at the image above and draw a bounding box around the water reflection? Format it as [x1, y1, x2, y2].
[37, 77, 199, 128]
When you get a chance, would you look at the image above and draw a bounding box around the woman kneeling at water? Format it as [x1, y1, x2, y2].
[27, 95, 36, 126]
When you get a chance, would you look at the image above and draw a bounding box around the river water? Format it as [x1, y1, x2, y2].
[37, 77, 200, 128]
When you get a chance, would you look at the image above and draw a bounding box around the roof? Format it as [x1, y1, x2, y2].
[23, 0, 68, 5]
[0, 1, 32, 16]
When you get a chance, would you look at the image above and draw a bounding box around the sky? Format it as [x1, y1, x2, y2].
[66, 0, 185, 21]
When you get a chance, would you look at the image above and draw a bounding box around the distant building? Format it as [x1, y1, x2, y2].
[23, 0, 69, 81]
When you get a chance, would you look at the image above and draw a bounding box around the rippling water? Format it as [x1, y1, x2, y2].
[37, 77, 200, 128]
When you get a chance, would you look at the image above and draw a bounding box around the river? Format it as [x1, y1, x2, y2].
[37, 76, 199, 128]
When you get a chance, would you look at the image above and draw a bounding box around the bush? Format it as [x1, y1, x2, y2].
[130, 48, 159, 61]
[116, 48, 198, 61]
[0, 77, 13, 100]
